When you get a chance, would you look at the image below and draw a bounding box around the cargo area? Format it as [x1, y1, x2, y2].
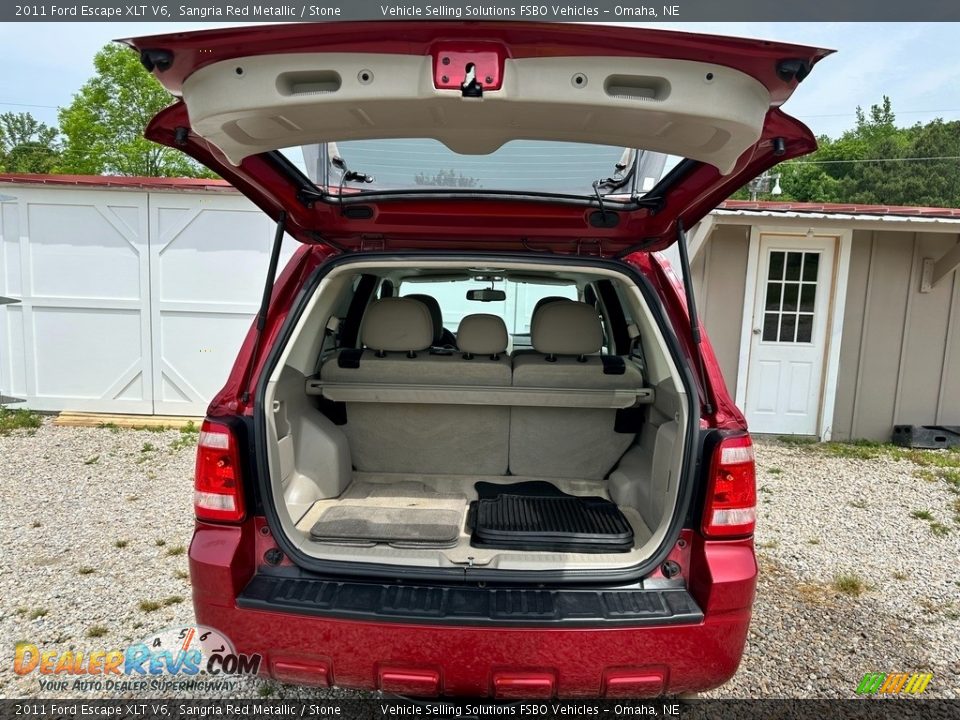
[259, 258, 692, 578]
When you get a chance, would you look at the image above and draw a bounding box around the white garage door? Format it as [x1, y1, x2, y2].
[0, 185, 294, 416]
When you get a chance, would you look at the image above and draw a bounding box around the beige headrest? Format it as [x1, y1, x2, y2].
[360, 298, 433, 353]
[457, 314, 508, 356]
[532, 301, 603, 356]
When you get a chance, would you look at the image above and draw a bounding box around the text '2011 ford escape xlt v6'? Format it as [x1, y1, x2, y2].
[126, 21, 830, 698]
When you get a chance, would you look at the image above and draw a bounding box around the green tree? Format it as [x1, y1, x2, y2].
[0, 112, 60, 173]
[741, 96, 960, 208]
[58, 44, 214, 177]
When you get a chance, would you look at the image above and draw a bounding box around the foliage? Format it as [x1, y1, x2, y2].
[414, 168, 481, 188]
[747, 96, 960, 207]
[0, 112, 60, 173]
[58, 44, 215, 178]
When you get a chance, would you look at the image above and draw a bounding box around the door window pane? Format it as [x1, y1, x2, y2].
[779, 314, 797, 342]
[797, 314, 814, 343]
[768, 251, 785, 280]
[802, 253, 820, 282]
[800, 284, 816, 312]
[765, 283, 782, 311]
[785, 252, 803, 280]
[763, 312, 779, 341]
[783, 283, 799, 312]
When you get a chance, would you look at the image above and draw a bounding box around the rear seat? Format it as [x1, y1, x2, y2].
[317, 298, 643, 480]
[510, 301, 644, 479]
[320, 299, 510, 475]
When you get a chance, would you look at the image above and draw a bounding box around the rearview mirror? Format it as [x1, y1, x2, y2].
[466, 288, 507, 302]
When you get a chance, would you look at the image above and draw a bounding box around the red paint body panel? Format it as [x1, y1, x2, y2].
[190, 522, 755, 697]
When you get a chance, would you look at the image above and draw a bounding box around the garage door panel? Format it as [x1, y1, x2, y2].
[27, 203, 143, 300]
[149, 193, 295, 415]
[0, 189, 154, 414]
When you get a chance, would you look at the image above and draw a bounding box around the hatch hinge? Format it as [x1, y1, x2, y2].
[240, 211, 287, 406]
[676, 220, 714, 415]
[296, 187, 323, 208]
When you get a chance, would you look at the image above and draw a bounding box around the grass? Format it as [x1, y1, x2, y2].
[833, 573, 869, 597]
[767, 467, 783, 475]
[30, 520, 41, 528]
[821, 440, 884, 460]
[98, 422, 121, 434]
[141, 442, 156, 453]
[929, 522, 950, 537]
[758, 540, 779, 549]
[165, 545, 185, 557]
[86, 625, 108, 639]
[169, 421, 201, 451]
[77, 566, 95, 575]
[174, 569, 189, 580]
[132, 424, 169, 433]
[795, 582, 832, 606]
[257, 684, 276, 698]
[138, 600, 162, 613]
[162, 595, 184, 606]
[777, 435, 817, 446]
[155, 539, 166, 547]
[28, 608, 49, 620]
[758, 485, 773, 495]
[911, 509, 934, 521]
[892, 571, 908, 581]
[849, 499, 868, 509]
[83, 455, 100, 465]
[114, 539, 129, 549]
[0, 406, 42, 435]
[807, 538, 820, 545]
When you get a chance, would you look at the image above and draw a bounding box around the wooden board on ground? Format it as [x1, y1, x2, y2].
[54, 412, 202, 430]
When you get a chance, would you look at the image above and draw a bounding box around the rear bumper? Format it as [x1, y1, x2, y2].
[190, 523, 756, 698]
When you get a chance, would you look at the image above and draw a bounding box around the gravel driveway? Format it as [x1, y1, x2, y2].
[1, 420, 958, 699]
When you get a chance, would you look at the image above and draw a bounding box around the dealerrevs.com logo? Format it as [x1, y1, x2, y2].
[856, 672, 933, 695]
[14, 625, 261, 693]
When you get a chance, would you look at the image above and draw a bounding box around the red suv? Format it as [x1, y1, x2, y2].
[129, 21, 827, 698]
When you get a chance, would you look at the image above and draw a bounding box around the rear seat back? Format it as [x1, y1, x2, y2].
[320, 300, 510, 475]
[510, 301, 644, 479]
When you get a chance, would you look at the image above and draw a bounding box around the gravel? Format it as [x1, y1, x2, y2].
[1, 422, 958, 699]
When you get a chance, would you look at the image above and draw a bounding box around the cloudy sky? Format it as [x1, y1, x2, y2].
[0, 21, 958, 140]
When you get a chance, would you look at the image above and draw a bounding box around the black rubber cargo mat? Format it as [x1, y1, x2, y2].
[469, 491, 634, 554]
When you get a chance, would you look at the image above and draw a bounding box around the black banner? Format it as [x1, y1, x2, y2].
[1, 700, 959, 720]
[4, 0, 960, 22]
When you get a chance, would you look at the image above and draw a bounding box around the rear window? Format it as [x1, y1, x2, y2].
[286, 140, 681, 201]
[399, 278, 578, 344]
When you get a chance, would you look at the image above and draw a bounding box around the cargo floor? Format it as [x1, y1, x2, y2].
[294, 472, 652, 568]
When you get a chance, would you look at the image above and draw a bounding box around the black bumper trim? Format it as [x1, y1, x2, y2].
[237, 573, 704, 627]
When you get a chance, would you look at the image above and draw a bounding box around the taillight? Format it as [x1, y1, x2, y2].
[194, 419, 245, 523]
[702, 433, 756, 538]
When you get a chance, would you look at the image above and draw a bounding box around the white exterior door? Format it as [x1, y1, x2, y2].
[744, 233, 836, 435]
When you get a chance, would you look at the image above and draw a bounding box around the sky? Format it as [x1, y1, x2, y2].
[0, 21, 959, 141]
